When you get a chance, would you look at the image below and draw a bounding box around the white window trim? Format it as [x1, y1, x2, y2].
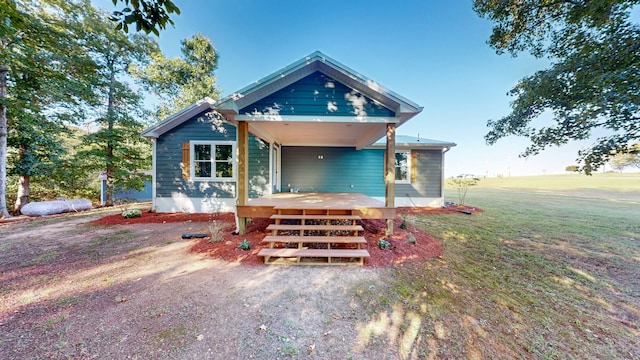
[395, 150, 411, 184]
[190, 140, 237, 182]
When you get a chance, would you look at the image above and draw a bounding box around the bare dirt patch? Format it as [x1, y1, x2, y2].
[0, 205, 475, 359]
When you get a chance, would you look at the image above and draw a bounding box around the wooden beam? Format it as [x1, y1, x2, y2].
[385, 123, 396, 235]
[237, 121, 249, 234]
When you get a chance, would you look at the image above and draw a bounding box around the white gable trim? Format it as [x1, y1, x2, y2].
[141, 97, 216, 138]
[235, 114, 400, 124]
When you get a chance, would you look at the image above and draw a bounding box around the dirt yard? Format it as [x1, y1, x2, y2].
[0, 206, 465, 359]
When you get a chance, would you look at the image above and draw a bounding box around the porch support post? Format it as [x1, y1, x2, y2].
[237, 121, 249, 234]
[385, 123, 396, 235]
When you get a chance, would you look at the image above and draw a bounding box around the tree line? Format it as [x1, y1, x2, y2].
[0, 0, 218, 218]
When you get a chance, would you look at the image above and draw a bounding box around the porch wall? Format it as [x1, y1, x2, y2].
[281, 146, 385, 196]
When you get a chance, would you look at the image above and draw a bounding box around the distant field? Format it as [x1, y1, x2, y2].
[462, 172, 640, 191]
[446, 172, 640, 202]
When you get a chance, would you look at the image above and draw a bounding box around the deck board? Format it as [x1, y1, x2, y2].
[236, 192, 395, 219]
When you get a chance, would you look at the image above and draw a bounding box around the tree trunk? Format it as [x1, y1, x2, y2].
[0, 65, 11, 218]
[104, 66, 116, 207]
[13, 174, 29, 215]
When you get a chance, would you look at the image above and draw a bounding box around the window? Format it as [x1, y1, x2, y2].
[395, 151, 410, 183]
[191, 141, 235, 180]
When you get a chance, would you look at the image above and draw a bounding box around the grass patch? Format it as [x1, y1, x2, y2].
[354, 185, 639, 359]
[26, 251, 58, 266]
[156, 324, 188, 341]
[89, 229, 134, 246]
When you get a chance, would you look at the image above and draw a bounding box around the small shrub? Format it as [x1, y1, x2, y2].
[378, 238, 390, 249]
[239, 239, 250, 251]
[122, 209, 142, 218]
[406, 233, 417, 244]
[208, 220, 225, 243]
[448, 174, 480, 206]
[400, 218, 407, 229]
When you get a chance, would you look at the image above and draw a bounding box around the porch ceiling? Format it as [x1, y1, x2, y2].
[248, 121, 388, 148]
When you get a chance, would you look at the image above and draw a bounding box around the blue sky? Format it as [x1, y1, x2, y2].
[95, 0, 614, 177]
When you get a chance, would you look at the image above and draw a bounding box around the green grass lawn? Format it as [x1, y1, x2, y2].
[354, 174, 640, 359]
[469, 172, 640, 193]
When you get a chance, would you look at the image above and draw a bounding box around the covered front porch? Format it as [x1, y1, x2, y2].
[213, 52, 423, 234]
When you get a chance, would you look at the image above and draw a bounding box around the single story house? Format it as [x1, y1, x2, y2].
[141, 51, 455, 233]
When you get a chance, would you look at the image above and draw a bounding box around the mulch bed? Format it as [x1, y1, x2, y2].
[90, 205, 482, 267]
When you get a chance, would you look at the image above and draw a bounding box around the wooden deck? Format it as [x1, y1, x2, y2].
[236, 192, 395, 219]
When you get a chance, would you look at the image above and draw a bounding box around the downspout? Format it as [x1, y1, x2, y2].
[151, 138, 157, 211]
[441, 146, 451, 206]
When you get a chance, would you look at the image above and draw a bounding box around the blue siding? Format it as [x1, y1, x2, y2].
[281, 147, 443, 199]
[412, 150, 443, 197]
[103, 180, 153, 203]
[248, 134, 270, 198]
[240, 72, 395, 117]
[281, 146, 385, 196]
[156, 111, 237, 199]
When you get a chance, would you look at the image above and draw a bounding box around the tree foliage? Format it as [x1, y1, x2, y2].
[0, 0, 157, 216]
[75, 5, 154, 206]
[565, 165, 580, 173]
[474, 0, 640, 174]
[609, 141, 640, 171]
[1, 0, 98, 216]
[132, 33, 220, 120]
[109, 0, 180, 36]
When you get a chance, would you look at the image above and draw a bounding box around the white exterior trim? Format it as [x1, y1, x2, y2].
[190, 140, 237, 181]
[235, 114, 400, 124]
[154, 197, 236, 213]
[151, 139, 157, 211]
[394, 150, 411, 184]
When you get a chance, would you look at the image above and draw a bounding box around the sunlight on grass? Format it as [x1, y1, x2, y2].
[567, 266, 597, 283]
[353, 183, 640, 358]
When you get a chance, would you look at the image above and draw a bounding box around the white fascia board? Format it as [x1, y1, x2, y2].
[235, 114, 400, 124]
[141, 98, 216, 138]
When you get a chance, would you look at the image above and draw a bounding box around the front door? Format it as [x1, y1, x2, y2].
[271, 143, 281, 193]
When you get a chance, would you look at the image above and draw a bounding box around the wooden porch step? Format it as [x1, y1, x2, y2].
[266, 224, 364, 232]
[270, 214, 361, 221]
[258, 248, 370, 262]
[261, 236, 367, 244]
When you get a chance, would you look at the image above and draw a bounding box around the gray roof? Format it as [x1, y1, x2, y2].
[372, 135, 456, 149]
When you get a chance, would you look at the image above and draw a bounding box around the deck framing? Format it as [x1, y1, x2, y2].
[236, 192, 395, 220]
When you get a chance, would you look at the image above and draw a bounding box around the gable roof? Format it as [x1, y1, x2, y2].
[142, 51, 424, 148]
[216, 51, 422, 120]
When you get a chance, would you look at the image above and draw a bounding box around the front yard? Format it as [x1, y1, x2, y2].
[1, 180, 638, 359]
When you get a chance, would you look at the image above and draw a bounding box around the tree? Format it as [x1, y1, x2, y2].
[109, 0, 180, 36]
[77, 5, 155, 206]
[565, 165, 580, 173]
[448, 174, 480, 206]
[132, 33, 220, 120]
[609, 141, 640, 171]
[1, 0, 98, 216]
[474, 0, 640, 174]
